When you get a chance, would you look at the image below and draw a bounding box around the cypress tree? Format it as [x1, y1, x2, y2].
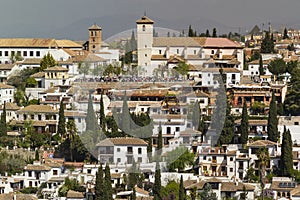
[153, 162, 162, 200]
[157, 122, 163, 158]
[206, 29, 210, 37]
[147, 137, 153, 162]
[35, 149, 39, 161]
[86, 93, 99, 132]
[188, 25, 194, 37]
[240, 100, 249, 144]
[121, 91, 130, 134]
[280, 127, 293, 176]
[100, 94, 106, 131]
[283, 27, 289, 39]
[103, 164, 113, 200]
[58, 100, 66, 138]
[259, 55, 264, 76]
[192, 101, 200, 130]
[212, 28, 217, 37]
[267, 92, 279, 142]
[179, 175, 185, 200]
[0, 102, 7, 137]
[95, 164, 104, 200]
[131, 187, 136, 200]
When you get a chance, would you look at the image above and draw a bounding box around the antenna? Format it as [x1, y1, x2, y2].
[144, 10, 147, 16]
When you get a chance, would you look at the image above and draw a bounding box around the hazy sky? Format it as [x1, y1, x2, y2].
[2, 0, 300, 39]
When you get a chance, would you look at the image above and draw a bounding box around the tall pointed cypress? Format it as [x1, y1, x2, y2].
[280, 127, 293, 176]
[153, 162, 162, 200]
[259, 55, 264, 76]
[267, 92, 278, 142]
[103, 164, 113, 200]
[100, 94, 106, 131]
[95, 164, 104, 200]
[0, 102, 7, 137]
[192, 101, 200, 130]
[157, 122, 163, 158]
[179, 175, 185, 200]
[58, 100, 66, 138]
[240, 101, 249, 144]
[86, 93, 98, 132]
[121, 91, 130, 134]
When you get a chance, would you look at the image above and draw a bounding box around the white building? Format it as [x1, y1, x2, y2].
[0, 83, 14, 105]
[97, 137, 148, 164]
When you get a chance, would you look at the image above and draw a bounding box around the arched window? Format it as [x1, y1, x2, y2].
[143, 25, 146, 31]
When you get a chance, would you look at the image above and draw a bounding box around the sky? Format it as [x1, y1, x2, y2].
[1, 0, 300, 40]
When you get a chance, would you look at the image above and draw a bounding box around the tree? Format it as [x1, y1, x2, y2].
[66, 120, 77, 161]
[173, 62, 189, 78]
[58, 100, 66, 139]
[283, 27, 289, 39]
[259, 55, 265, 76]
[280, 127, 293, 177]
[95, 164, 104, 200]
[26, 77, 37, 88]
[120, 91, 130, 134]
[86, 93, 99, 133]
[40, 53, 56, 71]
[179, 175, 185, 200]
[153, 162, 162, 200]
[157, 122, 163, 158]
[192, 101, 200, 130]
[103, 164, 113, 200]
[199, 183, 217, 200]
[188, 25, 194, 37]
[161, 180, 179, 199]
[131, 187, 136, 200]
[147, 137, 153, 162]
[240, 101, 249, 144]
[240, 186, 248, 200]
[0, 102, 7, 137]
[261, 31, 274, 53]
[190, 187, 197, 200]
[78, 62, 91, 78]
[268, 58, 286, 80]
[35, 150, 39, 161]
[166, 147, 195, 172]
[212, 28, 217, 37]
[256, 147, 270, 200]
[100, 94, 106, 131]
[286, 60, 298, 74]
[284, 66, 300, 115]
[205, 29, 210, 37]
[127, 159, 144, 190]
[267, 92, 279, 142]
[287, 43, 295, 51]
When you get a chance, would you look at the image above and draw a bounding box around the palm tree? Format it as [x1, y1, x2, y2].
[66, 120, 77, 161]
[256, 147, 270, 200]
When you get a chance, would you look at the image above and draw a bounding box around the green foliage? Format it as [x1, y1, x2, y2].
[192, 101, 200, 130]
[153, 162, 162, 200]
[240, 101, 249, 144]
[199, 183, 217, 200]
[268, 58, 286, 78]
[280, 127, 293, 177]
[287, 43, 295, 51]
[179, 175, 185, 200]
[250, 51, 260, 61]
[259, 55, 265, 76]
[284, 66, 300, 115]
[251, 101, 266, 115]
[95, 164, 104, 200]
[246, 167, 259, 183]
[267, 92, 279, 142]
[256, 147, 270, 199]
[100, 94, 106, 131]
[58, 177, 85, 197]
[0, 151, 27, 176]
[161, 180, 179, 200]
[127, 160, 144, 190]
[283, 28, 289, 39]
[173, 62, 189, 77]
[58, 100, 66, 138]
[78, 62, 90, 77]
[166, 147, 195, 172]
[103, 164, 113, 200]
[40, 53, 56, 71]
[26, 77, 37, 88]
[86, 93, 99, 133]
[35, 150, 39, 161]
[261, 31, 274, 53]
[0, 103, 7, 137]
[157, 122, 163, 158]
[20, 187, 38, 194]
[286, 60, 298, 74]
[212, 28, 217, 37]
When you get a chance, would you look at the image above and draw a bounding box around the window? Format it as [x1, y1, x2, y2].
[117, 148, 120, 152]
[177, 49, 179, 54]
[159, 50, 162, 54]
[142, 25, 146, 31]
[230, 157, 233, 161]
[194, 50, 197, 55]
[167, 127, 171, 134]
[208, 81, 210, 85]
[230, 168, 233, 172]
[36, 51, 40, 57]
[78, 118, 82, 123]
[53, 170, 58, 175]
[176, 127, 180, 132]
[0, 51, 2, 56]
[138, 157, 142, 163]
[145, 54, 147, 57]
[87, 169, 91, 174]
[4, 51, 8, 56]
[93, 45, 95, 49]
[295, 122, 299, 125]
[38, 115, 42, 121]
[30, 51, 34, 56]
[28, 171, 32, 177]
[117, 158, 121, 163]
[138, 148, 142, 154]
[204, 156, 207, 160]
[211, 50, 214, 54]
[23, 51, 27, 57]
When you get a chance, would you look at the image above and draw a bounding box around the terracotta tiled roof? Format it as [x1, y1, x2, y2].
[204, 38, 243, 48]
[183, 179, 197, 188]
[136, 16, 154, 24]
[44, 66, 68, 72]
[0, 38, 56, 48]
[235, 119, 268, 126]
[135, 186, 149, 195]
[24, 164, 51, 171]
[201, 68, 241, 73]
[151, 55, 167, 60]
[247, 140, 276, 147]
[0, 193, 38, 200]
[66, 190, 85, 198]
[55, 40, 82, 48]
[97, 137, 147, 146]
[18, 105, 57, 113]
[0, 83, 14, 89]
[64, 111, 86, 117]
[21, 58, 42, 65]
[0, 103, 20, 110]
[221, 182, 255, 191]
[153, 37, 201, 47]
[30, 72, 45, 78]
[89, 24, 102, 30]
[0, 64, 15, 70]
